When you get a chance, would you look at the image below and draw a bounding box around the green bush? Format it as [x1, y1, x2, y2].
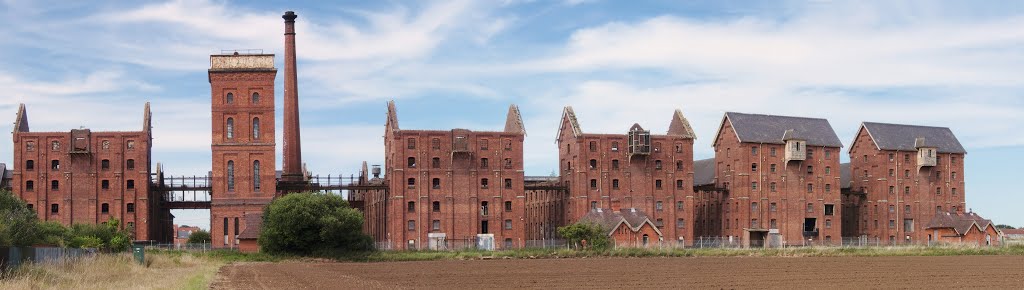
[187, 230, 212, 244]
[259, 192, 373, 255]
[0, 189, 40, 246]
[557, 222, 611, 250]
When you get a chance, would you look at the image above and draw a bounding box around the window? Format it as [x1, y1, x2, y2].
[888, 220, 895, 229]
[806, 183, 813, 193]
[770, 147, 777, 157]
[825, 166, 831, 175]
[770, 164, 777, 173]
[751, 182, 758, 190]
[889, 205, 895, 213]
[751, 163, 758, 172]
[770, 202, 777, 212]
[611, 142, 619, 151]
[504, 158, 513, 169]
[226, 92, 234, 103]
[825, 184, 831, 192]
[904, 219, 914, 232]
[408, 157, 416, 168]
[676, 180, 684, 189]
[127, 180, 135, 189]
[807, 166, 813, 175]
[825, 219, 832, 229]
[51, 141, 60, 151]
[951, 156, 958, 164]
[102, 203, 109, 214]
[51, 160, 60, 170]
[676, 161, 683, 171]
[655, 160, 662, 170]
[808, 149, 814, 159]
[806, 203, 814, 213]
[505, 139, 512, 150]
[51, 204, 59, 214]
[589, 159, 597, 169]
[825, 150, 831, 159]
[936, 206, 942, 213]
[612, 179, 619, 189]
[770, 182, 777, 192]
[407, 138, 416, 149]
[655, 179, 663, 189]
[889, 169, 894, 177]
[751, 202, 759, 212]
[904, 154, 910, 163]
[589, 141, 596, 152]
[26, 141, 35, 151]
[407, 201, 416, 213]
[481, 178, 489, 188]
[951, 188, 958, 196]
[432, 178, 440, 189]
[904, 186, 910, 195]
[432, 157, 440, 168]
[431, 138, 441, 150]
[226, 118, 234, 139]
[727, 148, 731, 157]
[223, 218, 229, 245]
[407, 178, 416, 188]
[25, 180, 34, 191]
[432, 220, 440, 231]
[504, 178, 512, 189]
[432, 201, 441, 212]
[770, 219, 777, 229]
[863, 170, 868, 178]
[889, 186, 895, 194]
[676, 201, 684, 210]
[51, 180, 59, 190]
[25, 160, 34, 171]
[935, 187, 941, 195]
[590, 179, 598, 189]
[591, 201, 598, 210]
[226, 161, 235, 191]
[951, 172, 957, 180]
[504, 219, 513, 230]
[253, 161, 261, 190]
[656, 201, 663, 212]
[102, 180, 109, 189]
[26, 204, 32, 210]
[504, 201, 512, 212]
[904, 205, 911, 215]
[751, 147, 758, 155]
[101, 159, 109, 170]
[126, 203, 135, 213]
[888, 153, 894, 161]
[612, 160, 619, 170]
[904, 170, 910, 177]
[677, 219, 685, 229]
[252, 118, 260, 139]
[408, 220, 416, 231]
[751, 219, 759, 228]
[824, 204, 834, 216]
[481, 201, 489, 216]
[251, 92, 259, 103]
[127, 159, 135, 170]
[480, 139, 489, 150]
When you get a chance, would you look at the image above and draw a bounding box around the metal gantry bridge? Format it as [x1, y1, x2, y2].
[151, 172, 387, 210]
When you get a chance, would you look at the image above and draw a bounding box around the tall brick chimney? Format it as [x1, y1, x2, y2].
[281, 11, 304, 181]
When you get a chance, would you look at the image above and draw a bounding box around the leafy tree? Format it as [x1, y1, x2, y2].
[558, 222, 611, 250]
[187, 229, 212, 244]
[36, 221, 70, 247]
[995, 224, 1016, 230]
[260, 192, 373, 254]
[0, 189, 40, 246]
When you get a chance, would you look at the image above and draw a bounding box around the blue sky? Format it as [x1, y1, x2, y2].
[2, 0, 1022, 230]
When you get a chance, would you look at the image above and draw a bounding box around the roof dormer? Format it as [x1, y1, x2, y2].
[783, 129, 806, 162]
[915, 137, 937, 168]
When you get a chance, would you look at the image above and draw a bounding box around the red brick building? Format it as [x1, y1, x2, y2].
[846, 122, 967, 244]
[925, 211, 1000, 246]
[173, 224, 202, 246]
[368, 101, 527, 250]
[579, 208, 662, 248]
[556, 107, 697, 246]
[712, 112, 843, 246]
[10, 103, 168, 242]
[208, 52, 278, 248]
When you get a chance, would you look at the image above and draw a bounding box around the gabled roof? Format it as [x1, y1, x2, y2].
[386, 100, 399, 131]
[556, 106, 582, 141]
[857, 122, 966, 154]
[504, 104, 527, 135]
[237, 213, 263, 240]
[14, 103, 28, 133]
[666, 109, 696, 139]
[579, 208, 663, 237]
[714, 112, 843, 148]
[142, 102, 152, 133]
[925, 211, 998, 236]
[693, 158, 716, 186]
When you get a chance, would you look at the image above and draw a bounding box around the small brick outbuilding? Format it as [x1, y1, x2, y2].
[580, 208, 663, 248]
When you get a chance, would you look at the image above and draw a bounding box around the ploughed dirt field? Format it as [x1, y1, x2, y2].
[211, 256, 1024, 289]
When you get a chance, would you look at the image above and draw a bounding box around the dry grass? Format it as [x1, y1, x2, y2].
[0, 252, 223, 290]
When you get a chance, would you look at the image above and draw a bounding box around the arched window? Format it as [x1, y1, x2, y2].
[253, 160, 261, 190]
[252, 92, 260, 103]
[227, 160, 235, 191]
[226, 92, 234, 104]
[252, 118, 260, 140]
[226, 118, 234, 139]
[408, 157, 416, 168]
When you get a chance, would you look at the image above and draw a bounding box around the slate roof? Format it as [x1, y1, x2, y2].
[840, 163, 851, 189]
[504, 104, 527, 135]
[693, 158, 717, 186]
[237, 213, 263, 240]
[859, 122, 966, 154]
[717, 112, 843, 148]
[578, 208, 663, 237]
[925, 211, 997, 235]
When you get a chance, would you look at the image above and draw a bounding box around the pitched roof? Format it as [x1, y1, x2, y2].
[504, 104, 527, 135]
[840, 163, 851, 189]
[578, 208, 663, 237]
[142, 102, 152, 133]
[386, 100, 399, 130]
[1002, 229, 1024, 236]
[237, 213, 264, 240]
[556, 106, 583, 140]
[14, 103, 29, 133]
[693, 158, 716, 186]
[716, 112, 843, 148]
[666, 109, 696, 139]
[859, 122, 966, 154]
[925, 211, 997, 235]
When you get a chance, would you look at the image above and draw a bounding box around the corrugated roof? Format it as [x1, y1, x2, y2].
[693, 158, 716, 186]
[861, 122, 966, 154]
[721, 112, 843, 148]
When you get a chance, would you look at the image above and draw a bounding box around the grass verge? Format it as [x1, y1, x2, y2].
[0, 251, 224, 290]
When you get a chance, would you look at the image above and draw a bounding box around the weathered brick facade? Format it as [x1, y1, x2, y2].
[208, 53, 278, 248]
[10, 103, 166, 242]
[845, 122, 967, 244]
[556, 107, 698, 245]
[369, 101, 528, 250]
